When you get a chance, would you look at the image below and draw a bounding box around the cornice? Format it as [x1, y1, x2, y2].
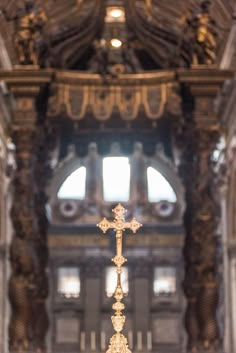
[55, 70, 176, 86]
[0, 68, 54, 96]
[177, 66, 233, 82]
[0, 67, 232, 89]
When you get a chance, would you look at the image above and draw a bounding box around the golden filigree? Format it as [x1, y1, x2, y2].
[97, 204, 142, 353]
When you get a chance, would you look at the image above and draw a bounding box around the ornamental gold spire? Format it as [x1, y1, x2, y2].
[97, 204, 142, 353]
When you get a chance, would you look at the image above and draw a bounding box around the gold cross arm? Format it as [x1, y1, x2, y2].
[97, 204, 142, 234]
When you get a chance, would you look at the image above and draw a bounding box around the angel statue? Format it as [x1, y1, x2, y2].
[1, 1, 47, 65]
[186, 0, 217, 65]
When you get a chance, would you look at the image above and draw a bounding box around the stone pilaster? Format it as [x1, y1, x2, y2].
[84, 261, 102, 337]
[133, 262, 150, 346]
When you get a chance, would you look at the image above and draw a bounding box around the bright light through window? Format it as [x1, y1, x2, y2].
[154, 267, 176, 295]
[110, 8, 123, 18]
[147, 167, 176, 203]
[57, 166, 86, 200]
[105, 7, 125, 22]
[103, 157, 130, 202]
[106, 266, 129, 297]
[58, 267, 80, 298]
[110, 38, 122, 48]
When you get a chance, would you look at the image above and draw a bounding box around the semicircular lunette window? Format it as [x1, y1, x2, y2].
[147, 167, 177, 203]
[57, 166, 86, 200]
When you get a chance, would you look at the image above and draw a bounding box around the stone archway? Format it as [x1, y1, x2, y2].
[1, 67, 231, 353]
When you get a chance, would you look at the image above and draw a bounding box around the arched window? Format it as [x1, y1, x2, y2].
[56, 160, 177, 204]
[103, 157, 130, 202]
[147, 167, 176, 203]
[57, 166, 86, 200]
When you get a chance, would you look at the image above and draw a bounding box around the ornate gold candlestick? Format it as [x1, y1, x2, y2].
[97, 204, 142, 353]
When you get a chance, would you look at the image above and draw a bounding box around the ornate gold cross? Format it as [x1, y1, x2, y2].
[97, 204, 142, 353]
[97, 204, 141, 265]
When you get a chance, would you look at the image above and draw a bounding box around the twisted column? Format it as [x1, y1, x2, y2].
[8, 88, 55, 353]
[174, 90, 221, 352]
[9, 124, 36, 353]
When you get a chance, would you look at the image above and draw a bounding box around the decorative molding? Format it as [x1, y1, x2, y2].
[49, 235, 109, 248]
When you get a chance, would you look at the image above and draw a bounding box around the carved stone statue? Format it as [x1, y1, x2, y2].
[2, 1, 47, 65]
[186, 0, 217, 65]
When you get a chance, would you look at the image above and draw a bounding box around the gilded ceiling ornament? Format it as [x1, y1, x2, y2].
[97, 204, 142, 353]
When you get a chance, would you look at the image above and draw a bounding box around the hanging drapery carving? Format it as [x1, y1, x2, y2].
[175, 92, 220, 352]
[48, 81, 180, 122]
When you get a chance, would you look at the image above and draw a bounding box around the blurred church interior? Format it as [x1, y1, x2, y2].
[0, 0, 236, 352]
